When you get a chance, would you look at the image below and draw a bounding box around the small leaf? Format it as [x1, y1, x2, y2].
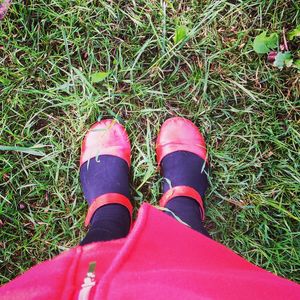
[273, 51, 293, 69]
[287, 25, 300, 41]
[294, 59, 300, 70]
[174, 25, 188, 44]
[253, 31, 278, 54]
[91, 72, 109, 83]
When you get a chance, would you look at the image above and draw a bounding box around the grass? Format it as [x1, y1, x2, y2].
[0, 0, 299, 284]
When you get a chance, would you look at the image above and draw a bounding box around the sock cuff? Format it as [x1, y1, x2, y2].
[159, 186, 205, 220]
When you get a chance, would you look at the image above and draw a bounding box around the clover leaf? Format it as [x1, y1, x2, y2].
[253, 31, 278, 54]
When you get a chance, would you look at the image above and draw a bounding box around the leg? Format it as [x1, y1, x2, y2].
[80, 204, 130, 245]
[156, 118, 210, 237]
[165, 197, 210, 237]
[79, 120, 133, 245]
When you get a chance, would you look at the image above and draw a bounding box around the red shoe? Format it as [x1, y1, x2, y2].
[80, 119, 133, 226]
[156, 117, 208, 219]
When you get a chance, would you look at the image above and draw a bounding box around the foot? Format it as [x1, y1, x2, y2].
[156, 117, 208, 217]
[80, 119, 133, 226]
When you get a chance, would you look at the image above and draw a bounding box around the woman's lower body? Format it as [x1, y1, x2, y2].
[79, 117, 210, 245]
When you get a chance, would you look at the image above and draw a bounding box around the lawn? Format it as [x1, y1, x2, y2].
[0, 0, 299, 285]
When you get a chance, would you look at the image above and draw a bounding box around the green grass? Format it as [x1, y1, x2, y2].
[1, 0, 300, 284]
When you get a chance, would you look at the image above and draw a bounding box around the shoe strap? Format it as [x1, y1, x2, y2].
[85, 193, 133, 227]
[159, 185, 205, 220]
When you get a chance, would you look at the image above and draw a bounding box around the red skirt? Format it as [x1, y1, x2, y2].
[1, 203, 300, 299]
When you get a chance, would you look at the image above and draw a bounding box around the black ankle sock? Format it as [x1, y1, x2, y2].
[165, 197, 210, 237]
[80, 155, 131, 204]
[80, 204, 131, 245]
[161, 151, 208, 197]
[80, 155, 131, 245]
[161, 151, 209, 236]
